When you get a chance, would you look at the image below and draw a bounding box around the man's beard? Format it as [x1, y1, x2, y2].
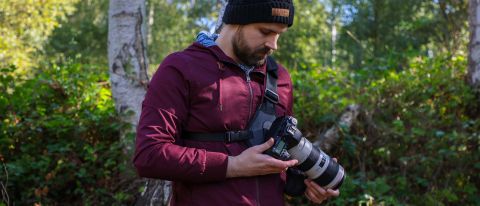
[232, 28, 272, 67]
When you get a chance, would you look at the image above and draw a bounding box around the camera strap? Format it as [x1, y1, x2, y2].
[183, 56, 279, 143]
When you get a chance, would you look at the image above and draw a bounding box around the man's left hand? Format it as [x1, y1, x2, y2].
[304, 179, 340, 204]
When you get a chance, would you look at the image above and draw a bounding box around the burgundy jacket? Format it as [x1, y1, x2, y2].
[133, 42, 294, 205]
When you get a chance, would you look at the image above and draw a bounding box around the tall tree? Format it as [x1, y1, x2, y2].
[469, 0, 480, 89]
[108, 0, 171, 205]
[108, 0, 148, 154]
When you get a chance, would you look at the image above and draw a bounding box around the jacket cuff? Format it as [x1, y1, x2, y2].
[203, 151, 229, 181]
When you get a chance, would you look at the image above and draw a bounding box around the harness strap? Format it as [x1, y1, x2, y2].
[183, 130, 252, 143]
[265, 56, 279, 102]
[263, 56, 279, 114]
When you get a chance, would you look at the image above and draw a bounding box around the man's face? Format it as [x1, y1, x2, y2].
[231, 23, 288, 66]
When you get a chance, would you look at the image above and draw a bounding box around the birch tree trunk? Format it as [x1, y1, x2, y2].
[108, 0, 148, 152]
[469, 0, 480, 89]
[108, 0, 171, 205]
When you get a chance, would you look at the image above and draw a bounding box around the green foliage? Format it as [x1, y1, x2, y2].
[0, 61, 132, 205]
[275, 1, 331, 69]
[0, 0, 79, 70]
[336, 0, 468, 70]
[1, 0, 477, 205]
[290, 55, 480, 205]
[45, 0, 109, 65]
[147, 0, 218, 72]
[290, 66, 355, 131]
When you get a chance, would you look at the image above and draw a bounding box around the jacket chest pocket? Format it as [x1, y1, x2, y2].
[187, 73, 250, 131]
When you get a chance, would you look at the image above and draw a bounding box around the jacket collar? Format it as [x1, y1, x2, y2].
[188, 42, 267, 76]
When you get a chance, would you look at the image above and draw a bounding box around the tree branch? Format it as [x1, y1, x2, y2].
[313, 104, 362, 152]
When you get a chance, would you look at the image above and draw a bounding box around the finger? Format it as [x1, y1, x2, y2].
[286, 159, 298, 167]
[326, 188, 340, 197]
[264, 156, 298, 168]
[304, 190, 313, 201]
[304, 179, 327, 196]
[305, 187, 324, 203]
[267, 158, 298, 168]
[305, 188, 325, 204]
[332, 157, 338, 162]
[253, 138, 275, 152]
[304, 190, 315, 202]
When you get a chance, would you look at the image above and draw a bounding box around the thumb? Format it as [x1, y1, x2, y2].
[253, 138, 275, 152]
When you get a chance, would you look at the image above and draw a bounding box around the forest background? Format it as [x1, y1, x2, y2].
[0, 0, 479, 205]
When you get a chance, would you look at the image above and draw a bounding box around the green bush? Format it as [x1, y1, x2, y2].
[0, 62, 133, 205]
[290, 55, 480, 205]
[1, 54, 478, 205]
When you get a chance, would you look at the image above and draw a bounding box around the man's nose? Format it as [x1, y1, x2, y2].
[265, 35, 279, 51]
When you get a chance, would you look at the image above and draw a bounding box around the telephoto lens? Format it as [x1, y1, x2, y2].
[266, 116, 345, 190]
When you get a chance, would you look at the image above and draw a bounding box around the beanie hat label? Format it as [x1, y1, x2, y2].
[272, 8, 289, 17]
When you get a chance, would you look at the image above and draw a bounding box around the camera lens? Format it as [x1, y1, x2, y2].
[265, 116, 346, 190]
[288, 137, 345, 190]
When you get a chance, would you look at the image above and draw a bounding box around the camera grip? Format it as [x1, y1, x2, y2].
[284, 168, 307, 196]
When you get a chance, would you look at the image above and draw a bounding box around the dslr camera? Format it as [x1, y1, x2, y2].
[265, 116, 345, 190]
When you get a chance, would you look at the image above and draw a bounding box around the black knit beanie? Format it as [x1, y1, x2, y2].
[222, 0, 295, 27]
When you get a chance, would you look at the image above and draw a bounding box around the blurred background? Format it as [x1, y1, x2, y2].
[0, 0, 479, 205]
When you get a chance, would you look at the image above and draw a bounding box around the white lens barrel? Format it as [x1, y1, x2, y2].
[288, 138, 330, 179]
[287, 137, 345, 189]
[287, 137, 312, 164]
[325, 166, 345, 189]
[306, 150, 329, 179]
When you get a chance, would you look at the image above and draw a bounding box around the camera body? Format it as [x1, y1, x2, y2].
[265, 116, 345, 190]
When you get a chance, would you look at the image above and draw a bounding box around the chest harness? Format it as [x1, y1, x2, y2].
[183, 56, 279, 146]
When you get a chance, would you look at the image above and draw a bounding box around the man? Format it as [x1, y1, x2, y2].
[133, 0, 339, 205]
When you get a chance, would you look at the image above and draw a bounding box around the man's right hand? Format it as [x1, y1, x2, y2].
[226, 138, 298, 178]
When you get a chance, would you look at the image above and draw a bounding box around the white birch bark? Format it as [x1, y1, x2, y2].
[147, 1, 155, 47]
[469, 0, 480, 89]
[108, 0, 149, 145]
[108, 0, 171, 205]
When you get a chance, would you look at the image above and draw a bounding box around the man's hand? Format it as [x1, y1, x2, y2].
[304, 157, 341, 204]
[226, 138, 298, 178]
[304, 179, 340, 204]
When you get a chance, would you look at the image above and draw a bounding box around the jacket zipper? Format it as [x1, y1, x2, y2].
[245, 71, 254, 120]
[244, 68, 259, 205]
[255, 177, 260, 206]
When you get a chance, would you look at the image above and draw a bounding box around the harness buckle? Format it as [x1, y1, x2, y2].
[225, 131, 238, 142]
[265, 89, 279, 104]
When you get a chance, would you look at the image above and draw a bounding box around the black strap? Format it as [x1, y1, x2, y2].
[184, 56, 279, 142]
[263, 56, 279, 113]
[183, 131, 252, 143]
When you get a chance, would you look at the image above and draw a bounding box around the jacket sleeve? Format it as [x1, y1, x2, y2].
[133, 53, 228, 183]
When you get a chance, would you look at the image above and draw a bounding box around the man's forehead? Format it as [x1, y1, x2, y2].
[254, 23, 288, 33]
